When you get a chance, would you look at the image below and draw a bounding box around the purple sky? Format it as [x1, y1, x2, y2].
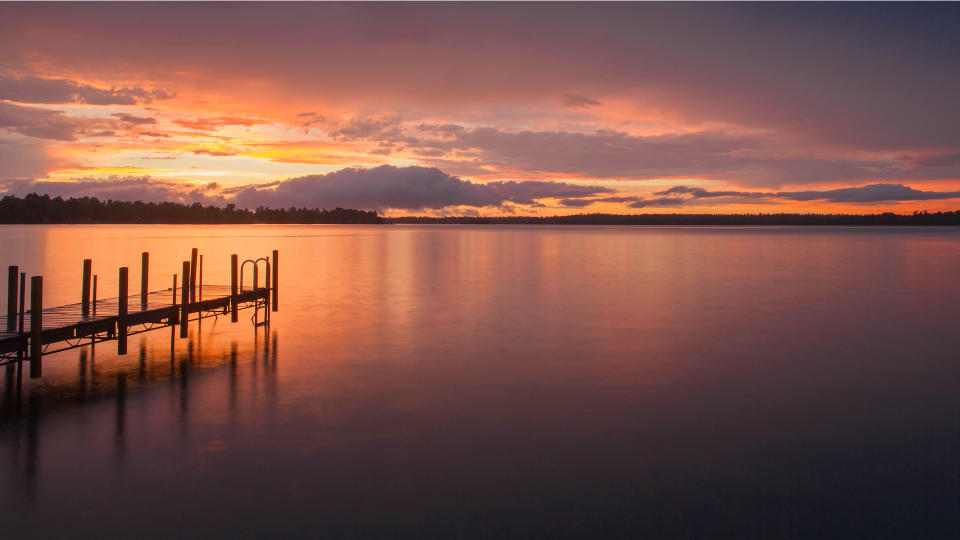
[2, 2, 960, 214]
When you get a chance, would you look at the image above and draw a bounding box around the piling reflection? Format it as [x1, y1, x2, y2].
[78, 348, 87, 402]
[3, 364, 13, 409]
[24, 394, 37, 496]
[114, 372, 126, 459]
[0, 321, 278, 497]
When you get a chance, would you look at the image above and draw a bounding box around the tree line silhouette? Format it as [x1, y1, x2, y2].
[3, 193, 959, 225]
[389, 211, 960, 225]
[0, 194, 383, 224]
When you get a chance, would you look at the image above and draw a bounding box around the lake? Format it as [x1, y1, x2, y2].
[2, 224, 959, 538]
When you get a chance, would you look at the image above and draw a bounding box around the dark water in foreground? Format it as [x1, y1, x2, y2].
[1, 225, 959, 538]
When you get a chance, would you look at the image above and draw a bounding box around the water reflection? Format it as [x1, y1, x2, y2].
[1, 225, 959, 537]
[114, 372, 126, 459]
[1, 320, 277, 497]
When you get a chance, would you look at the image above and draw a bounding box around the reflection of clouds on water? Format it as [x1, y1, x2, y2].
[2, 226, 960, 537]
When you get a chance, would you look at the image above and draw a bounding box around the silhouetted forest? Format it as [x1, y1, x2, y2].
[4, 194, 960, 225]
[0, 194, 383, 224]
[389, 211, 960, 226]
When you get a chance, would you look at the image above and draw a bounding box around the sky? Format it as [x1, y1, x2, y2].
[2, 2, 960, 216]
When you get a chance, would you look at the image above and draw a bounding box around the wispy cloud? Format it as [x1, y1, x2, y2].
[561, 183, 960, 209]
[1, 175, 224, 205]
[561, 93, 602, 108]
[112, 113, 157, 126]
[0, 75, 173, 105]
[0, 102, 169, 141]
[174, 117, 267, 131]
[0, 101, 95, 141]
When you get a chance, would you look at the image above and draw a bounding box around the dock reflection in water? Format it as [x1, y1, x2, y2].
[1, 319, 277, 501]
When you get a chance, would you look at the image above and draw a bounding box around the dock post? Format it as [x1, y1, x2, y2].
[17, 273, 25, 381]
[180, 261, 189, 338]
[81, 259, 92, 318]
[92, 275, 98, 316]
[7, 267, 19, 380]
[7, 266, 17, 331]
[118, 267, 128, 355]
[199, 255, 203, 300]
[189, 248, 198, 302]
[141, 252, 149, 310]
[272, 250, 278, 312]
[29, 276, 42, 378]
[264, 263, 270, 324]
[252, 264, 259, 327]
[230, 254, 238, 323]
[18, 273, 25, 332]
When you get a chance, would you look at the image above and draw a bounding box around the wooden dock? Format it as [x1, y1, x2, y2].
[1, 249, 278, 381]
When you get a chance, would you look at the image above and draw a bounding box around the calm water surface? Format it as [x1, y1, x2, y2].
[1, 225, 959, 538]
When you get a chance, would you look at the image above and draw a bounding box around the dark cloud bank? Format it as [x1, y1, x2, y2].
[333, 122, 960, 187]
[6, 166, 960, 213]
[231, 166, 612, 211]
[561, 184, 960, 209]
[3, 166, 612, 211]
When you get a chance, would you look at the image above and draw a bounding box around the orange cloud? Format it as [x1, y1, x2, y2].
[173, 116, 267, 131]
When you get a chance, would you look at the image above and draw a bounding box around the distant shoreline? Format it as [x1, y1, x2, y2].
[0, 194, 383, 224]
[386, 213, 960, 226]
[3, 194, 960, 225]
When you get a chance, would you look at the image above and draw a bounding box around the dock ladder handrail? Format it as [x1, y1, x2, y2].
[239, 257, 271, 293]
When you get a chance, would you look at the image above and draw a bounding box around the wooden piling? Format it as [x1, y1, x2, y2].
[141, 252, 149, 310]
[118, 267, 128, 355]
[16, 273, 25, 381]
[264, 264, 271, 323]
[230, 254, 238, 323]
[7, 266, 17, 382]
[252, 264, 260, 327]
[92, 275, 98, 316]
[18, 273, 25, 333]
[81, 259, 92, 318]
[180, 261, 189, 338]
[272, 250, 278, 311]
[199, 254, 203, 300]
[172, 274, 177, 305]
[30, 276, 42, 378]
[7, 266, 17, 331]
[189, 248, 198, 302]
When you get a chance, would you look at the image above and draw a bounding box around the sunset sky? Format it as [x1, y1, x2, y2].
[2, 2, 960, 216]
